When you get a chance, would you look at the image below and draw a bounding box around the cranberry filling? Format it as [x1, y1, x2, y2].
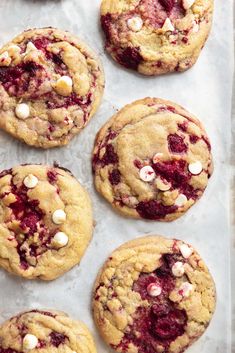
[49, 332, 67, 347]
[0, 349, 20, 353]
[0, 61, 40, 84]
[182, 37, 188, 44]
[189, 134, 200, 144]
[153, 159, 199, 200]
[134, 159, 143, 169]
[136, 200, 177, 220]
[152, 308, 187, 341]
[102, 130, 118, 144]
[181, 183, 199, 200]
[47, 170, 58, 184]
[117, 253, 187, 352]
[174, 120, 210, 149]
[48, 124, 56, 133]
[5, 179, 55, 268]
[51, 53, 64, 66]
[46, 91, 92, 110]
[101, 13, 113, 42]
[94, 144, 119, 168]
[135, 157, 199, 219]
[94, 282, 105, 300]
[102, 144, 119, 165]
[162, 253, 185, 269]
[133, 268, 174, 300]
[0, 61, 45, 97]
[22, 211, 41, 233]
[178, 122, 188, 132]
[9, 191, 43, 234]
[37, 340, 46, 348]
[166, 105, 176, 113]
[168, 134, 188, 154]
[159, 0, 175, 12]
[153, 159, 189, 189]
[116, 47, 143, 70]
[109, 169, 121, 185]
[93, 130, 119, 170]
[32, 37, 66, 73]
[32, 37, 51, 51]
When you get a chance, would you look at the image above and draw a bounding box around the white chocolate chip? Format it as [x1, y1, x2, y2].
[153, 152, 163, 164]
[15, 103, 30, 119]
[139, 166, 156, 182]
[179, 244, 193, 258]
[162, 18, 175, 32]
[172, 261, 185, 277]
[178, 282, 194, 297]
[175, 194, 187, 207]
[52, 232, 69, 248]
[54, 76, 73, 96]
[127, 17, 143, 32]
[0, 51, 11, 66]
[182, 0, 195, 10]
[156, 177, 171, 191]
[188, 161, 203, 175]
[52, 209, 67, 224]
[25, 41, 37, 53]
[23, 174, 38, 189]
[147, 283, 162, 297]
[23, 334, 38, 350]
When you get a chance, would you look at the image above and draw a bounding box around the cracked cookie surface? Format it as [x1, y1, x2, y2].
[0, 164, 93, 280]
[0, 27, 104, 148]
[93, 235, 216, 353]
[92, 97, 213, 222]
[0, 309, 97, 353]
[100, 0, 213, 75]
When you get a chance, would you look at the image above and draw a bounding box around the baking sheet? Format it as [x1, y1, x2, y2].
[0, 0, 233, 352]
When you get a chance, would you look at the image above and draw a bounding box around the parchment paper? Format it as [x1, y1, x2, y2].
[0, 1, 233, 352]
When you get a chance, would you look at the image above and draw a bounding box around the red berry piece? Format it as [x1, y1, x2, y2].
[159, 0, 175, 12]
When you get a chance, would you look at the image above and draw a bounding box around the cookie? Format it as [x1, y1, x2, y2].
[93, 235, 216, 353]
[0, 27, 104, 148]
[0, 164, 93, 280]
[100, 0, 213, 75]
[0, 309, 97, 353]
[92, 98, 213, 221]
